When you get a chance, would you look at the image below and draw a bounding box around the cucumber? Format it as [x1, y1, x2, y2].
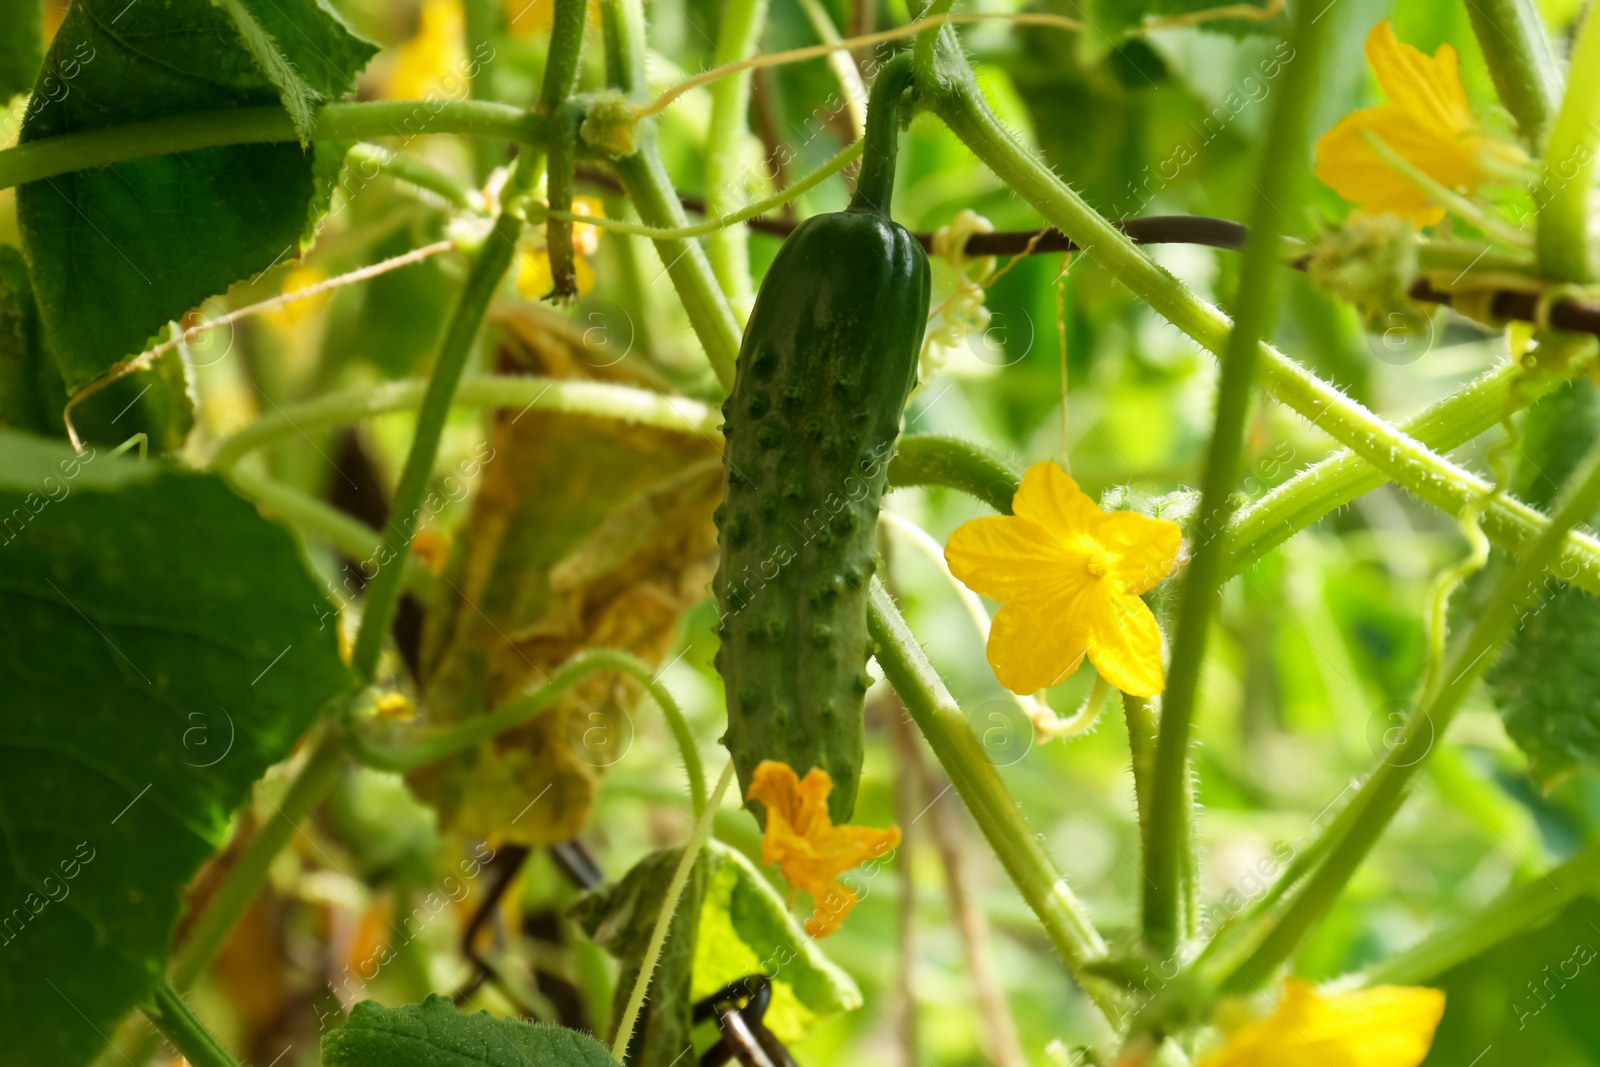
[714, 55, 929, 823]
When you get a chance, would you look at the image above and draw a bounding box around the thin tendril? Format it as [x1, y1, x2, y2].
[535, 139, 863, 239]
[64, 240, 456, 450]
[1421, 336, 1529, 701]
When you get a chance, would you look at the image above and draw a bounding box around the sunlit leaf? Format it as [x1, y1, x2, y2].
[16, 0, 375, 388]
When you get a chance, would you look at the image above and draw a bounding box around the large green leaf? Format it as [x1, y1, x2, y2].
[691, 844, 861, 1041]
[0, 428, 350, 1067]
[1488, 378, 1600, 784]
[569, 847, 707, 1064]
[0, 243, 60, 436]
[0, 244, 194, 452]
[17, 0, 375, 389]
[0, 0, 42, 100]
[322, 996, 620, 1066]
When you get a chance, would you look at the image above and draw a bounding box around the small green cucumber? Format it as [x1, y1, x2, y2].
[714, 55, 930, 823]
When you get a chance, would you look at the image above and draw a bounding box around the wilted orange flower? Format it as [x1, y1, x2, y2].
[747, 760, 899, 939]
[1200, 979, 1445, 1067]
[945, 461, 1180, 697]
[1314, 22, 1511, 225]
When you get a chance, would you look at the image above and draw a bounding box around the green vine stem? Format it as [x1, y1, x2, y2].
[867, 580, 1120, 1022]
[1537, 1, 1600, 281]
[1464, 0, 1562, 151]
[345, 142, 480, 213]
[350, 648, 708, 816]
[544, 100, 587, 298]
[1224, 360, 1586, 579]
[546, 138, 864, 239]
[705, 0, 771, 322]
[923, 46, 1600, 597]
[347, 207, 526, 683]
[888, 433, 1021, 514]
[603, 0, 742, 391]
[0, 100, 537, 191]
[170, 730, 347, 988]
[209, 376, 720, 471]
[612, 760, 736, 1062]
[141, 980, 244, 1067]
[612, 143, 743, 391]
[1144, 0, 1331, 957]
[850, 54, 914, 215]
[1359, 840, 1600, 987]
[1217, 436, 1600, 992]
[1122, 694, 1159, 873]
[225, 467, 444, 604]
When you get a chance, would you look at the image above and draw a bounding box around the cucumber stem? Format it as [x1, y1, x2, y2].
[849, 52, 916, 217]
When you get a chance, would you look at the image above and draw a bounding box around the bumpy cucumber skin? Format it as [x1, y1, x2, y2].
[714, 207, 931, 824]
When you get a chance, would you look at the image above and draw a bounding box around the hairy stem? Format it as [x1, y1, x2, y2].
[867, 580, 1120, 1022]
[1537, 2, 1600, 281]
[612, 142, 743, 391]
[925, 48, 1600, 596]
[1224, 360, 1588, 580]
[888, 434, 1022, 514]
[347, 206, 525, 683]
[705, 0, 772, 323]
[209, 376, 719, 472]
[1219, 437, 1600, 991]
[351, 648, 707, 816]
[1464, 0, 1563, 150]
[170, 732, 346, 989]
[0, 100, 536, 191]
[612, 761, 735, 1062]
[1145, 0, 1330, 956]
[142, 981, 244, 1067]
[1360, 841, 1600, 987]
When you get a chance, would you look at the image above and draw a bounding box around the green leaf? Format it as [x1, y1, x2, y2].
[1489, 378, 1600, 784]
[691, 844, 860, 1042]
[16, 0, 375, 389]
[0, 0, 42, 99]
[321, 995, 620, 1066]
[569, 847, 707, 1064]
[0, 243, 63, 436]
[0, 428, 350, 1067]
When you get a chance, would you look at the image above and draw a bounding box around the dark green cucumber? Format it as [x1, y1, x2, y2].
[714, 55, 929, 823]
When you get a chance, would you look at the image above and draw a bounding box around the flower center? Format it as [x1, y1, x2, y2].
[1086, 552, 1109, 579]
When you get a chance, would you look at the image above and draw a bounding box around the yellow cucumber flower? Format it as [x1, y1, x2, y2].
[517, 196, 605, 298]
[1200, 979, 1445, 1067]
[945, 462, 1180, 697]
[505, 0, 601, 37]
[386, 0, 466, 101]
[746, 760, 900, 939]
[1315, 21, 1506, 225]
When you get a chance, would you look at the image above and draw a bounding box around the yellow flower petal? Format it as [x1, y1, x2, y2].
[946, 461, 1182, 697]
[1313, 21, 1491, 225]
[1096, 509, 1182, 595]
[746, 760, 899, 939]
[945, 513, 1086, 602]
[1011, 461, 1104, 543]
[1366, 22, 1472, 134]
[985, 593, 1092, 693]
[386, 0, 466, 101]
[1200, 980, 1445, 1067]
[1083, 590, 1166, 697]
